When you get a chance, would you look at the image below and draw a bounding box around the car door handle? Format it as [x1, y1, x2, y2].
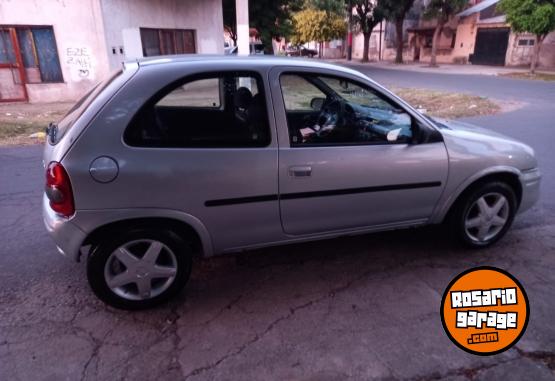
[289, 166, 312, 177]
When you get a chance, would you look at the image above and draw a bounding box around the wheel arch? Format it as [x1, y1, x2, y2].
[434, 168, 522, 224]
[81, 214, 213, 260]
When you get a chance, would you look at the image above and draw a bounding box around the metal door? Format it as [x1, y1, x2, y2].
[472, 28, 510, 66]
[0, 27, 27, 102]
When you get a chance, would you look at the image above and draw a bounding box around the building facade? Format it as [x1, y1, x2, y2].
[0, 0, 224, 103]
[351, 0, 555, 69]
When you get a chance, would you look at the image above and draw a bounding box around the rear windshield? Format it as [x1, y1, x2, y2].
[50, 70, 122, 144]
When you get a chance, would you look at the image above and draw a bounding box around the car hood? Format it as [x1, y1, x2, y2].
[432, 117, 537, 171]
[433, 117, 517, 140]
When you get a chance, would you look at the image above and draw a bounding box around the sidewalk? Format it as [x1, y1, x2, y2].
[324, 59, 555, 77]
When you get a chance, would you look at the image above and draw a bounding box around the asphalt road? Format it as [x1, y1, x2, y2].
[1, 66, 554, 380]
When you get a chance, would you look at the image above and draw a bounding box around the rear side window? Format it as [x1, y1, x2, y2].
[52, 70, 122, 144]
[124, 72, 270, 148]
[156, 78, 221, 108]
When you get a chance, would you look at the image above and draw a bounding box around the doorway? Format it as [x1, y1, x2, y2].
[472, 28, 510, 66]
[0, 27, 27, 102]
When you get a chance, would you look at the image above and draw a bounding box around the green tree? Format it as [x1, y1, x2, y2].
[424, 0, 467, 67]
[291, 8, 346, 57]
[499, 0, 555, 73]
[249, 0, 303, 54]
[352, 0, 385, 63]
[222, 0, 302, 54]
[305, 0, 345, 14]
[380, 0, 416, 64]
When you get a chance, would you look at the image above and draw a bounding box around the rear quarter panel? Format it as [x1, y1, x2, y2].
[61, 61, 282, 255]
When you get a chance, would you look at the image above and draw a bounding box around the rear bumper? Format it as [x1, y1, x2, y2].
[42, 195, 86, 261]
[518, 168, 541, 214]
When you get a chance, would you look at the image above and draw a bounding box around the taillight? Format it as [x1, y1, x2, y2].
[45, 162, 75, 217]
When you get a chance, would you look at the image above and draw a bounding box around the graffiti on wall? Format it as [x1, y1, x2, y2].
[66, 47, 94, 81]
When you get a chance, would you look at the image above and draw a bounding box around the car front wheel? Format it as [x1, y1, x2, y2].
[450, 182, 518, 248]
[87, 228, 192, 310]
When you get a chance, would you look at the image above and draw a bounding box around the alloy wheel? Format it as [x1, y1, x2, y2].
[104, 239, 178, 301]
[464, 192, 510, 243]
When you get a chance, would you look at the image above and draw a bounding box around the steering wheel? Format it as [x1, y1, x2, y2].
[303, 97, 361, 144]
[316, 97, 345, 130]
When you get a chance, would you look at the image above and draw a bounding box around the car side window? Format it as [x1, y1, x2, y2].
[279, 73, 413, 147]
[156, 78, 221, 108]
[124, 72, 270, 148]
[280, 74, 326, 111]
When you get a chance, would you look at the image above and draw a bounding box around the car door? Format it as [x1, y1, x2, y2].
[269, 67, 449, 236]
[108, 69, 281, 253]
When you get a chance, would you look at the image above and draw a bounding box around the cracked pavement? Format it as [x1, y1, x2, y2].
[1, 67, 554, 380]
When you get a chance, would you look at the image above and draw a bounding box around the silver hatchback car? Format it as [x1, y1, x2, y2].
[43, 56, 540, 309]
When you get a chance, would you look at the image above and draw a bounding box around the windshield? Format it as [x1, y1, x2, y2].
[51, 70, 123, 144]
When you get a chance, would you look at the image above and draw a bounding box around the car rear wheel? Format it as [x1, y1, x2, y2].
[87, 228, 192, 310]
[450, 182, 517, 248]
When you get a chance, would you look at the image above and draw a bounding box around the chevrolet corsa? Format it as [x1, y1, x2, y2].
[43, 56, 541, 309]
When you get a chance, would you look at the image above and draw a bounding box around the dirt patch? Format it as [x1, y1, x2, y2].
[499, 72, 555, 82]
[0, 102, 73, 146]
[393, 88, 502, 119]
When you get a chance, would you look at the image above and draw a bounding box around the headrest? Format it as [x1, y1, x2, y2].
[234, 87, 253, 109]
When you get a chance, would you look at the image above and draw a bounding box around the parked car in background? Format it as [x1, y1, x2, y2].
[43, 56, 540, 309]
[285, 45, 318, 57]
[226, 43, 265, 55]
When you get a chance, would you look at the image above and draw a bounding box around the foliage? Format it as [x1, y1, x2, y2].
[291, 8, 346, 44]
[379, 0, 416, 63]
[350, 0, 385, 62]
[223, 0, 303, 52]
[424, 0, 467, 23]
[351, 0, 384, 35]
[424, 0, 467, 66]
[380, 0, 415, 22]
[498, 0, 555, 73]
[249, 0, 303, 52]
[498, 0, 555, 38]
[304, 0, 345, 14]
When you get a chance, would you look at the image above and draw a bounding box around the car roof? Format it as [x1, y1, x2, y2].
[131, 54, 365, 78]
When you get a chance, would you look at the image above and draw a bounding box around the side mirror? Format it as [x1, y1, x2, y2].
[409, 118, 422, 144]
[386, 128, 403, 143]
[310, 97, 325, 111]
[386, 123, 420, 144]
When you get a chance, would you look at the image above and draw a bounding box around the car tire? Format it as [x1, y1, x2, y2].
[87, 227, 192, 310]
[449, 181, 518, 248]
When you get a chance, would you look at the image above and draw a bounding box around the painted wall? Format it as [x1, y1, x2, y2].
[100, 0, 224, 70]
[507, 31, 555, 69]
[0, 0, 224, 102]
[539, 33, 555, 69]
[0, 0, 110, 102]
[352, 31, 384, 61]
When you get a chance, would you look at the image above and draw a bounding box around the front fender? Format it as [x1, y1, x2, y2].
[430, 165, 522, 224]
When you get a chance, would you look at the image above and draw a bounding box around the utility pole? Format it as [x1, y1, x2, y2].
[236, 0, 249, 56]
[347, 0, 352, 61]
[378, 20, 383, 61]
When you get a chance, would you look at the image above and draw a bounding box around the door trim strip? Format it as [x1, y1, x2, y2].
[204, 181, 442, 207]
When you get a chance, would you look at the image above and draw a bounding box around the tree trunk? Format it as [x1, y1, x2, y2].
[530, 35, 544, 74]
[362, 32, 370, 63]
[430, 23, 443, 67]
[395, 18, 404, 64]
[258, 31, 274, 55]
[261, 38, 274, 55]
